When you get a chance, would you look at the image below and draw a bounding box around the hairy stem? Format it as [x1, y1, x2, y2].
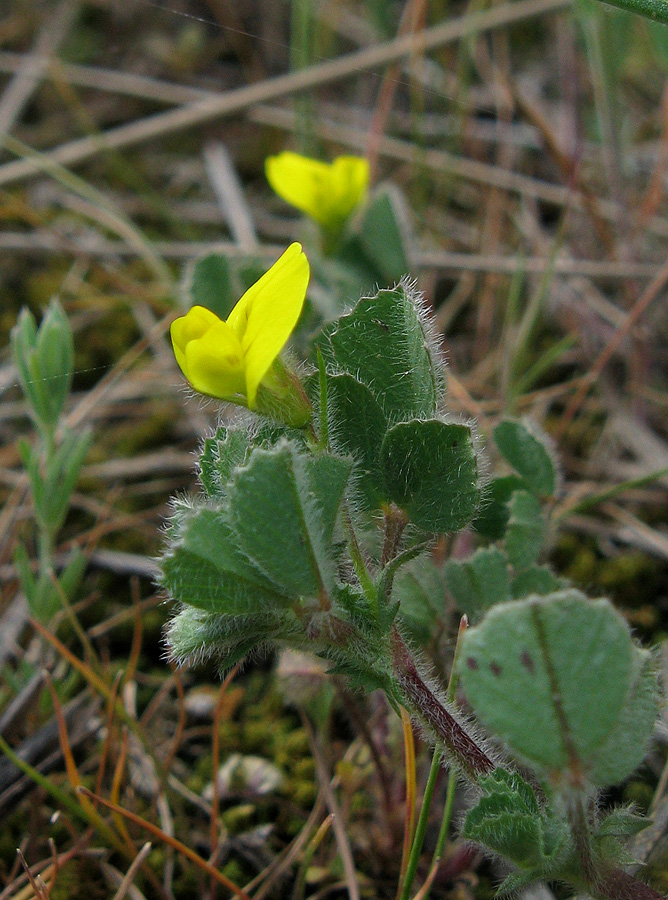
[390, 629, 665, 899]
[590, 866, 665, 900]
[390, 627, 495, 781]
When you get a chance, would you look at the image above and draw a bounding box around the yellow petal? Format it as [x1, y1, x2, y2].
[330, 156, 369, 219]
[171, 307, 246, 399]
[265, 152, 330, 224]
[170, 305, 221, 377]
[265, 152, 368, 229]
[235, 243, 310, 407]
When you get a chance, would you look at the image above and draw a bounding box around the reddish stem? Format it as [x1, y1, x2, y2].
[390, 627, 495, 780]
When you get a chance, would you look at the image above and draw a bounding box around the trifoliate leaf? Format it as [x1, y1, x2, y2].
[459, 590, 653, 785]
[318, 284, 443, 422]
[161, 503, 287, 613]
[473, 475, 525, 540]
[325, 373, 388, 508]
[228, 442, 351, 598]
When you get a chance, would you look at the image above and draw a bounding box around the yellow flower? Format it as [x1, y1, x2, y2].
[265, 152, 369, 231]
[171, 243, 310, 419]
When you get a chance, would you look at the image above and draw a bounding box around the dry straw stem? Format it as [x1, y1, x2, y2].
[111, 842, 153, 900]
[398, 707, 418, 897]
[250, 104, 663, 240]
[0, 0, 569, 188]
[0, 0, 77, 143]
[560, 254, 668, 431]
[1, 230, 663, 281]
[300, 712, 361, 900]
[77, 787, 252, 900]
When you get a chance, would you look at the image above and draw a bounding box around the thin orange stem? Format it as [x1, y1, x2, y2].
[77, 787, 252, 900]
[397, 707, 417, 899]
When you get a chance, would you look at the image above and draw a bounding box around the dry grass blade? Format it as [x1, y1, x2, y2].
[113, 841, 152, 900]
[300, 712, 360, 900]
[76, 787, 253, 900]
[209, 664, 240, 896]
[398, 708, 417, 900]
[0, 0, 569, 188]
[42, 671, 134, 858]
[0, 0, 77, 142]
[204, 141, 259, 251]
[560, 255, 668, 431]
[15, 850, 50, 900]
[111, 843, 153, 900]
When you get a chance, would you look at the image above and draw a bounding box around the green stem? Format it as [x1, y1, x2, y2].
[0, 733, 129, 858]
[569, 793, 599, 890]
[556, 465, 668, 518]
[343, 505, 377, 617]
[398, 748, 442, 900]
[290, 0, 315, 154]
[37, 526, 54, 577]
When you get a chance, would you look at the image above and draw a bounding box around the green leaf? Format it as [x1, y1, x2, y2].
[189, 253, 237, 319]
[511, 566, 564, 598]
[595, 807, 650, 840]
[325, 658, 394, 695]
[473, 475, 525, 540]
[58, 548, 87, 602]
[161, 502, 288, 614]
[586, 648, 658, 786]
[166, 605, 299, 668]
[34, 300, 74, 425]
[325, 373, 388, 508]
[303, 452, 353, 545]
[394, 554, 447, 644]
[357, 185, 411, 284]
[494, 420, 557, 497]
[228, 442, 351, 598]
[13, 541, 36, 602]
[12, 301, 74, 427]
[199, 427, 253, 497]
[380, 419, 480, 533]
[42, 428, 91, 532]
[495, 869, 545, 897]
[444, 547, 511, 622]
[459, 590, 649, 783]
[334, 236, 389, 297]
[318, 284, 443, 422]
[463, 769, 569, 870]
[199, 423, 307, 498]
[505, 490, 545, 570]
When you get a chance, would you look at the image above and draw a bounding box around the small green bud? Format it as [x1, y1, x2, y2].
[11, 299, 74, 428]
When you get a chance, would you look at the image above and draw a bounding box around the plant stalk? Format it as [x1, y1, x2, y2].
[390, 627, 495, 781]
[390, 629, 665, 899]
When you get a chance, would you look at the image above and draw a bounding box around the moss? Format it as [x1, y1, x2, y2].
[221, 858, 247, 890]
[552, 537, 664, 626]
[292, 757, 315, 780]
[221, 802, 256, 834]
[598, 552, 662, 608]
[25, 267, 71, 310]
[50, 857, 109, 900]
[623, 779, 654, 813]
